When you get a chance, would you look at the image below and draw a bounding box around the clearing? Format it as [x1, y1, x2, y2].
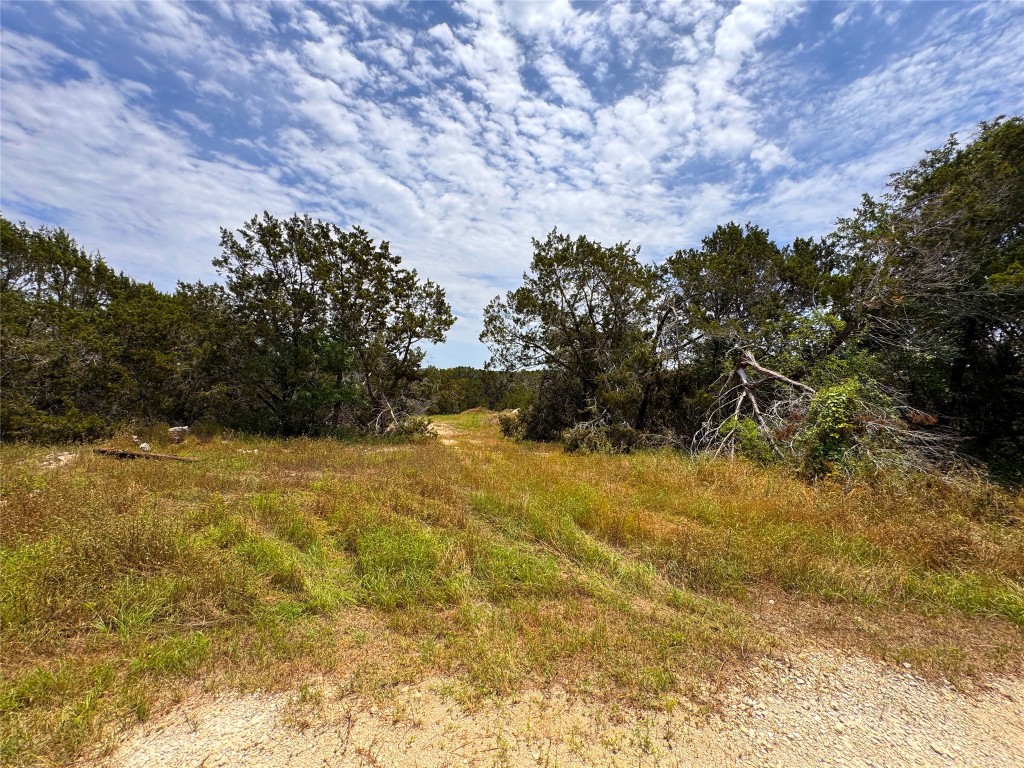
[2, 411, 1022, 766]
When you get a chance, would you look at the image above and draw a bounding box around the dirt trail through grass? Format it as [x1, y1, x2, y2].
[84, 649, 1022, 768]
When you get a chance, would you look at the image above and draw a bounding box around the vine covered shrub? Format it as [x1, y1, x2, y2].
[799, 379, 862, 476]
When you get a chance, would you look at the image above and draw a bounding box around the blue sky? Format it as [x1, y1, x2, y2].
[2, 1, 1021, 366]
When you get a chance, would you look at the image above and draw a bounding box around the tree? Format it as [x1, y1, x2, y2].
[420, 366, 538, 414]
[693, 119, 1023, 479]
[214, 212, 454, 435]
[0, 217, 241, 440]
[833, 117, 1024, 478]
[481, 229, 665, 439]
[642, 223, 844, 442]
[1, 219, 120, 441]
[663, 223, 841, 374]
[1, 212, 454, 441]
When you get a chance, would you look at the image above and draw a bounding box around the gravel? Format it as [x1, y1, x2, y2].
[81, 649, 1024, 767]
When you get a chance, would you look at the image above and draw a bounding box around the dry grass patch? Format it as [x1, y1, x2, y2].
[2, 413, 1022, 765]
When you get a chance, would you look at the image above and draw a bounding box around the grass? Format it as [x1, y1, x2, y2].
[2, 411, 1022, 765]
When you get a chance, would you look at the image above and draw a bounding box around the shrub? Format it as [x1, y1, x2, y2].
[718, 416, 777, 465]
[563, 422, 646, 454]
[0, 400, 110, 443]
[498, 411, 526, 440]
[386, 416, 434, 439]
[803, 380, 861, 470]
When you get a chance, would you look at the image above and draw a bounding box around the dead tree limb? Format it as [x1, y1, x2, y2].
[94, 448, 198, 463]
[695, 348, 817, 457]
[736, 350, 816, 395]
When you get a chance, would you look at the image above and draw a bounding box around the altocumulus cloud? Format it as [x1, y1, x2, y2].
[1, 0, 1021, 365]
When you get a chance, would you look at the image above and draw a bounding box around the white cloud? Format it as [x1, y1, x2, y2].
[0, 31, 303, 287]
[302, 35, 369, 83]
[2, 0, 1020, 366]
[750, 141, 790, 173]
[534, 51, 595, 108]
[833, 7, 854, 30]
[172, 109, 214, 136]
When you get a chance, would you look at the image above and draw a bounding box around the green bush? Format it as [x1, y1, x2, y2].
[0, 400, 110, 443]
[498, 411, 526, 440]
[799, 379, 862, 476]
[563, 423, 645, 454]
[719, 416, 777, 465]
[389, 416, 434, 439]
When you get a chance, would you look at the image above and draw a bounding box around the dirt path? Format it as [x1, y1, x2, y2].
[83, 649, 1023, 768]
[428, 421, 461, 446]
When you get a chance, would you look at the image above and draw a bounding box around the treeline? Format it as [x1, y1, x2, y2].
[1, 213, 454, 440]
[2, 117, 1021, 481]
[421, 367, 540, 415]
[483, 118, 1023, 481]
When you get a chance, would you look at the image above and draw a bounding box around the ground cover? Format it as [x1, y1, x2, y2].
[2, 412, 1021, 765]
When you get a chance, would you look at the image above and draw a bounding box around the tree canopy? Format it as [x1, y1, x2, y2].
[481, 229, 664, 438]
[1, 213, 455, 440]
[832, 117, 1024, 477]
[3, 116, 1021, 481]
[214, 212, 454, 435]
[483, 117, 1024, 481]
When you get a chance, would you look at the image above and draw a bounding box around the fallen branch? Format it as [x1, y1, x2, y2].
[94, 448, 198, 463]
[737, 350, 816, 394]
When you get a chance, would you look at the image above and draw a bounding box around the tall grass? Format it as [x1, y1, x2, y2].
[2, 416, 1022, 765]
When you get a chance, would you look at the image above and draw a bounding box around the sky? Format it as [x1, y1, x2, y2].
[1, 1, 1022, 366]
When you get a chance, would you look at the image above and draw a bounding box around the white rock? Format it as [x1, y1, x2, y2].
[140, 443, 151, 452]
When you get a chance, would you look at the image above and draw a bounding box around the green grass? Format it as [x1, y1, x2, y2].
[1, 414, 1022, 765]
